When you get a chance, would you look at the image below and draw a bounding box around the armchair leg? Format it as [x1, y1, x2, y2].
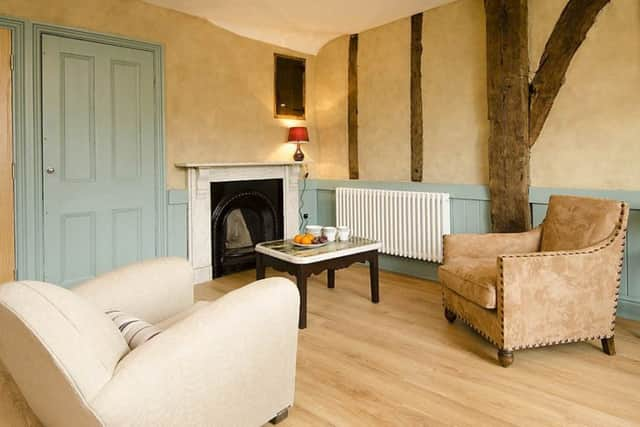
[270, 408, 289, 424]
[601, 337, 616, 356]
[444, 308, 457, 323]
[498, 349, 514, 367]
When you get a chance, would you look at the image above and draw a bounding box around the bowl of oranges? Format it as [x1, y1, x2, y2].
[292, 233, 329, 248]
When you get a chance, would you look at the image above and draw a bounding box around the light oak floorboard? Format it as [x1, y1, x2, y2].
[197, 266, 640, 427]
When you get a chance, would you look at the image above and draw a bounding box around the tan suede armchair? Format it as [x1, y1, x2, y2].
[439, 195, 629, 367]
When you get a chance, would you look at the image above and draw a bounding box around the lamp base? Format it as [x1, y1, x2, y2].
[293, 143, 305, 162]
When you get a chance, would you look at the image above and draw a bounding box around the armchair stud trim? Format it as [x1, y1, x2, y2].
[442, 301, 500, 348]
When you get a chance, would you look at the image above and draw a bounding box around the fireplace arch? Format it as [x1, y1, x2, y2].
[211, 186, 283, 278]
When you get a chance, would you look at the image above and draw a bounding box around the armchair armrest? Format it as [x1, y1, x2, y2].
[91, 277, 299, 427]
[498, 230, 625, 350]
[443, 227, 542, 262]
[72, 257, 194, 324]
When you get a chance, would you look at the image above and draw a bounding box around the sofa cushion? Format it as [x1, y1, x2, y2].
[106, 310, 163, 350]
[439, 258, 497, 309]
[541, 195, 623, 252]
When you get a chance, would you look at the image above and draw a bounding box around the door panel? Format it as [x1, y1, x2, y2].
[60, 212, 96, 284]
[42, 35, 157, 287]
[61, 53, 96, 182]
[112, 61, 143, 180]
[0, 29, 13, 283]
[112, 207, 143, 267]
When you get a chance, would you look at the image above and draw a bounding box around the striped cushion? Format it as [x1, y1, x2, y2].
[106, 310, 162, 350]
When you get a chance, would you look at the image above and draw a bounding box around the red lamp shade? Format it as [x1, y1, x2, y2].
[287, 127, 309, 144]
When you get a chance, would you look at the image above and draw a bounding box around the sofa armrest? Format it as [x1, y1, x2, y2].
[72, 257, 194, 324]
[443, 227, 542, 262]
[498, 231, 625, 350]
[91, 277, 299, 427]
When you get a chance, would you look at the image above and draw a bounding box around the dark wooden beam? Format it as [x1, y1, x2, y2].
[410, 13, 424, 182]
[529, 0, 610, 146]
[348, 34, 359, 180]
[485, 0, 531, 232]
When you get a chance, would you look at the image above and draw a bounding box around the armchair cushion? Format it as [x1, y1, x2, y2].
[541, 195, 624, 252]
[439, 258, 497, 309]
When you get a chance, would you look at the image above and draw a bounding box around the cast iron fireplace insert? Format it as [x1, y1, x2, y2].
[210, 179, 284, 278]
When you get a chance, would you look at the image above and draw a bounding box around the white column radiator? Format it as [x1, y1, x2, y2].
[336, 188, 451, 263]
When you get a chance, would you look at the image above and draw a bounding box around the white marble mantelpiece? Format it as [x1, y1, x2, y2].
[177, 162, 304, 283]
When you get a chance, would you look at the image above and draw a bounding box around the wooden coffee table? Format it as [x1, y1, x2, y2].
[255, 237, 382, 329]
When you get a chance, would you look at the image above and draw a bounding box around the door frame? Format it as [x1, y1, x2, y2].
[0, 16, 167, 280]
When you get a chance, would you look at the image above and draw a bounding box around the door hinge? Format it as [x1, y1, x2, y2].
[11, 162, 15, 181]
[9, 53, 13, 71]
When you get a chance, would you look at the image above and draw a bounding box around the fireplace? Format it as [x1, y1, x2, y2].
[210, 179, 284, 278]
[177, 162, 302, 284]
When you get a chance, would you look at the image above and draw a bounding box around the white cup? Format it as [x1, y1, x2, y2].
[305, 225, 322, 237]
[322, 226, 337, 242]
[337, 225, 350, 241]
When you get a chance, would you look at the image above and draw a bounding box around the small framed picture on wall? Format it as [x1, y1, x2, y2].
[274, 53, 305, 119]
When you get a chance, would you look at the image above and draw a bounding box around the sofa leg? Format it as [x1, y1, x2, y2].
[270, 408, 289, 424]
[602, 337, 616, 356]
[444, 308, 457, 323]
[498, 349, 514, 367]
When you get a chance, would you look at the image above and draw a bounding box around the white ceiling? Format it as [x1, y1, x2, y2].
[144, 0, 456, 54]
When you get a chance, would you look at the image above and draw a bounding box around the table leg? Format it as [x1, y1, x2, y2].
[369, 252, 379, 303]
[327, 269, 335, 289]
[296, 267, 308, 329]
[256, 252, 265, 280]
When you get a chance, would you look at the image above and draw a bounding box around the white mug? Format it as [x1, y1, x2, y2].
[337, 225, 350, 241]
[322, 226, 337, 242]
[305, 225, 322, 237]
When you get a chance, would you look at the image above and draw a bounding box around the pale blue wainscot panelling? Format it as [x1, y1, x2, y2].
[167, 190, 188, 258]
[299, 179, 640, 321]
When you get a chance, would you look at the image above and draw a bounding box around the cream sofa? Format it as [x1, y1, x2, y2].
[0, 257, 300, 426]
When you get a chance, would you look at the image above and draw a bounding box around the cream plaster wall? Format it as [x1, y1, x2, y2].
[422, 0, 488, 184]
[2, 0, 638, 190]
[315, 36, 349, 179]
[314, 0, 488, 184]
[358, 18, 412, 181]
[314, 0, 640, 191]
[529, 0, 640, 190]
[0, 0, 318, 189]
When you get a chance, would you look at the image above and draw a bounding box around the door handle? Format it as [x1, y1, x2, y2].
[46, 167, 55, 174]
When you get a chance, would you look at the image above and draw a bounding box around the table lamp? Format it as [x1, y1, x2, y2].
[287, 127, 309, 162]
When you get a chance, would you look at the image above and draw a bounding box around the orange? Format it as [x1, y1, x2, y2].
[293, 234, 304, 243]
[301, 236, 313, 245]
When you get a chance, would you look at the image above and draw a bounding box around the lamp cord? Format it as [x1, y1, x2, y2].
[299, 171, 308, 233]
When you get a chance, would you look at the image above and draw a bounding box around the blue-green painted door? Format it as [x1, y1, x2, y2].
[42, 35, 157, 287]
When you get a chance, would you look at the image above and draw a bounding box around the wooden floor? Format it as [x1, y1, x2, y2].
[198, 266, 640, 427]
